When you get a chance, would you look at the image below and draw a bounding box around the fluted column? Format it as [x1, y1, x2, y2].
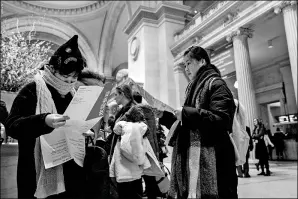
[275, 1, 297, 104]
[227, 28, 258, 130]
[173, 62, 189, 107]
[279, 66, 297, 114]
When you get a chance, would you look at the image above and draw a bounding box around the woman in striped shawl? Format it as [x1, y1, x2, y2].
[170, 46, 237, 199]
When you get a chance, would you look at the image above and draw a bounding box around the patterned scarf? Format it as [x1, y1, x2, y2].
[34, 71, 66, 198]
[168, 64, 220, 199]
[42, 66, 76, 96]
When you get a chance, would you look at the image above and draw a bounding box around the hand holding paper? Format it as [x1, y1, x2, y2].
[45, 114, 70, 128]
[40, 83, 115, 169]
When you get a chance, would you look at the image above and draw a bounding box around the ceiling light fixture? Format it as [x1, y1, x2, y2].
[268, 39, 273, 48]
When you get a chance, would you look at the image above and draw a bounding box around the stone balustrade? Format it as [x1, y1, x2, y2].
[173, 1, 229, 42]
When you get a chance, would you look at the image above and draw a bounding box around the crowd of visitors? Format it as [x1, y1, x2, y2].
[2, 35, 289, 199]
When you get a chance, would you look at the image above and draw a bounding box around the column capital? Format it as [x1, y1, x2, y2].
[173, 62, 185, 74]
[274, 1, 297, 14]
[226, 27, 254, 42]
[123, 1, 191, 36]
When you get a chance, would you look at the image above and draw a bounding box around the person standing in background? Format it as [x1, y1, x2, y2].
[233, 99, 249, 178]
[264, 122, 274, 160]
[274, 127, 286, 160]
[264, 128, 274, 161]
[0, 100, 9, 144]
[132, 91, 161, 199]
[243, 126, 254, 178]
[252, 119, 271, 176]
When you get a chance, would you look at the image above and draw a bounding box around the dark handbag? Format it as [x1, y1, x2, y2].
[84, 136, 110, 199]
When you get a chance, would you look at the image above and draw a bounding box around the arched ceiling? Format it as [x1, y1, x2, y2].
[2, 1, 116, 74]
[3, 1, 110, 18]
[3, 1, 285, 78]
[26, 1, 96, 9]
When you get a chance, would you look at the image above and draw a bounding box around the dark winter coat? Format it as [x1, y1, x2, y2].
[105, 101, 136, 160]
[252, 125, 268, 160]
[168, 64, 237, 199]
[0, 100, 8, 124]
[0, 100, 8, 134]
[5, 82, 85, 199]
[133, 104, 160, 161]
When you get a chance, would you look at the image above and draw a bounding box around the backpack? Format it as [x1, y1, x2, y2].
[209, 78, 250, 166]
[83, 138, 111, 199]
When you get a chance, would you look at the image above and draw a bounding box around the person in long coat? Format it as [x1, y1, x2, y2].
[252, 119, 271, 176]
[252, 118, 270, 176]
[5, 35, 88, 199]
[132, 91, 161, 199]
[169, 46, 237, 199]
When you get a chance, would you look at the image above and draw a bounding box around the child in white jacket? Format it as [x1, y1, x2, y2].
[109, 120, 164, 199]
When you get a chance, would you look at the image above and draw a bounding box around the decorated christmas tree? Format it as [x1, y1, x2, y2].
[1, 3, 53, 92]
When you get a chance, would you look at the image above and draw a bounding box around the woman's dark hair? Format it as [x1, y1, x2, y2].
[116, 84, 134, 102]
[108, 115, 115, 129]
[133, 91, 142, 104]
[183, 46, 211, 65]
[253, 118, 263, 126]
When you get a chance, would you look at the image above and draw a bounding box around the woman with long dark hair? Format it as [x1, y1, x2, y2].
[252, 118, 271, 176]
[170, 46, 237, 199]
[106, 84, 143, 199]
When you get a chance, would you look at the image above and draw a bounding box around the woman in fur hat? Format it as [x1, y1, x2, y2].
[5, 35, 89, 199]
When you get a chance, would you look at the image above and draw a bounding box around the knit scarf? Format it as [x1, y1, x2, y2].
[33, 70, 75, 198]
[168, 64, 221, 199]
[43, 66, 76, 96]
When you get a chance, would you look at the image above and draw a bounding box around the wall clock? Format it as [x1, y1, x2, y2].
[130, 36, 140, 61]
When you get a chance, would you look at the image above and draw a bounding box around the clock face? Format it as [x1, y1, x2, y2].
[130, 39, 137, 54]
[130, 37, 139, 61]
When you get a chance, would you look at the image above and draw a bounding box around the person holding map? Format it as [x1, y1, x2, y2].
[169, 46, 237, 199]
[76, 68, 106, 140]
[5, 35, 88, 199]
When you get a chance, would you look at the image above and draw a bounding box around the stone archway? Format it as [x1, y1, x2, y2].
[97, 1, 127, 76]
[2, 14, 98, 71]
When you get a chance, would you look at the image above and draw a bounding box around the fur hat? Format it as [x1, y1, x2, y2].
[49, 35, 86, 75]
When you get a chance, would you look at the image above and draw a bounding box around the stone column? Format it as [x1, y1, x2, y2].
[123, 2, 191, 108]
[280, 66, 297, 114]
[227, 28, 258, 130]
[173, 62, 189, 106]
[275, 1, 297, 104]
